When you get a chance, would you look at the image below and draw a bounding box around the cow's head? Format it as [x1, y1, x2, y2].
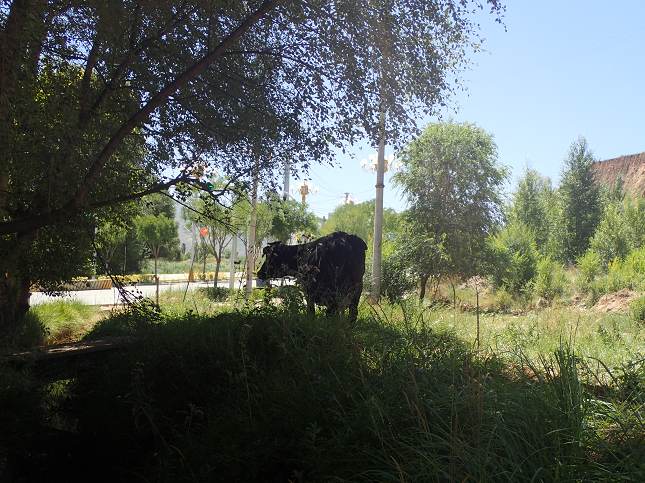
[257, 241, 285, 281]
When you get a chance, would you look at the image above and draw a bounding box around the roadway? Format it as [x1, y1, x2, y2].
[30, 278, 264, 306]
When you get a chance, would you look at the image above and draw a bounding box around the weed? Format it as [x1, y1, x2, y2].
[501, 319, 540, 351]
[197, 286, 233, 302]
[597, 321, 623, 346]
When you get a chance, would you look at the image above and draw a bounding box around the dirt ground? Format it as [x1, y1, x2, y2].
[592, 288, 641, 313]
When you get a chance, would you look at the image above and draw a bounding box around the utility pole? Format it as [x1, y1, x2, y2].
[283, 160, 290, 200]
[246, 157, 259, 298]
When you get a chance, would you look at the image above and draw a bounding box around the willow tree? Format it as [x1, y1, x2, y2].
[0, 0, 505, 331]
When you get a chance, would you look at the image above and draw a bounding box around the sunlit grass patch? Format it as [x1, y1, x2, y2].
[21, 300, 102, 346]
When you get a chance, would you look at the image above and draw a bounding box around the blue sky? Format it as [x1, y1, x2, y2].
[291, 1, 645, 219]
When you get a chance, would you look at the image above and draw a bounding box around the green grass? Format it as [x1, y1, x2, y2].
[12, 300, 102, 347]
[5, 288, 645, 481]
[65, 305, 645, 480]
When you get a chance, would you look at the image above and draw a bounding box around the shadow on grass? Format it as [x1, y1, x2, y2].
[3, 301, 645, 482]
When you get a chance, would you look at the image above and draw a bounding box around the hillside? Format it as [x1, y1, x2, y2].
[593, 151, 645, 197]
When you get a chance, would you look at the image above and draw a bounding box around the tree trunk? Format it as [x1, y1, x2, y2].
[154, 255, 159, 306]
[0, 230, 38, 336]
[451, 281, 456, 309]
[0, 274, 32, 333]
[419, 274, 429, 300]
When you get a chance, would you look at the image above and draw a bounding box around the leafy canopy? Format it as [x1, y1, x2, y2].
[321, 199, 399, 243]
[0, 0, 505, 328]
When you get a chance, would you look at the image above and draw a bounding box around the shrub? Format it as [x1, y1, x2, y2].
[488, 223, 539, 294]
[198, 286, 233, 302]
[589, 203, 634, 269]
[493, 286, 514, 311]
[363, 240, 417, 303]
[381, 245, 417, 303]
[630, 295, 645, 324]
[577, 249, 601, 283]
[584, 247, 645, 299]
[532, 256, 566, 303]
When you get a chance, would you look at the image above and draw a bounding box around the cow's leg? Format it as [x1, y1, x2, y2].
[348, 288, 361, 323]
[326, 303, 338, 317]
[306, 289, 316, 315]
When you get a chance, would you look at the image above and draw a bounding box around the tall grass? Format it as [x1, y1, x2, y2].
[5, 300, 636, 481]
[5, 292, 645, 481]
[7, 300, 102, 347]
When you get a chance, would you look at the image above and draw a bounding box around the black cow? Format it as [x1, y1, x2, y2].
[257, 232, 368, 321]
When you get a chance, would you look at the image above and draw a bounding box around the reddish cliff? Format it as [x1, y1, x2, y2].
[593, 152, 645, 197]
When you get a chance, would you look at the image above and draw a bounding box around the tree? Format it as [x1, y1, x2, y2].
[588, 202, 633, 269]
[268, 197, 319, 243]
[508, 164, 553, 255]
[487, 222, 539, 294]
[135, 214, 178, 305]
[0, 0, 505, 330]
[557, 136, 602, 262]
[95, 222, 128, 276]
[394, 120, 508, 298]
[624, 193, 645, 249]
[234, 192, 320, 277]
[321, 200, 399, 243]
[181, 178, 236, 282]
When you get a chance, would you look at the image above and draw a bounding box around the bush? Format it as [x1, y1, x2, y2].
[198, 286, 233, 302]
[363, 240, 417, 303]
[582, 245, 645, 299]
[577, 249, 601, 283]
[6, 311, 47, 347]
[630, 295, 645, 324]
[488, 223, 539, 294]
[532, 256, 566, 303]
[493, 286, 514, 311]
[589, 203, 634, 269]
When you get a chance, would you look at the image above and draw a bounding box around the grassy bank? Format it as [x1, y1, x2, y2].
[3, 293, 645, 481]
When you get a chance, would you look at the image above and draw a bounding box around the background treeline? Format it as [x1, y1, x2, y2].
[320, 122, 645, 307]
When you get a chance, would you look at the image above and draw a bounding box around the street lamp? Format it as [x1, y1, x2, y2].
[360, 153, 401, 174]
[291, 178, 318, 203]
[360, 151, 400, 299]
[338, 192, 357, 205]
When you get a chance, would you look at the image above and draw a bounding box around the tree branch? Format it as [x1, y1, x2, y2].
[67, 0, 287, 213]
[0, 0, 288, 237]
